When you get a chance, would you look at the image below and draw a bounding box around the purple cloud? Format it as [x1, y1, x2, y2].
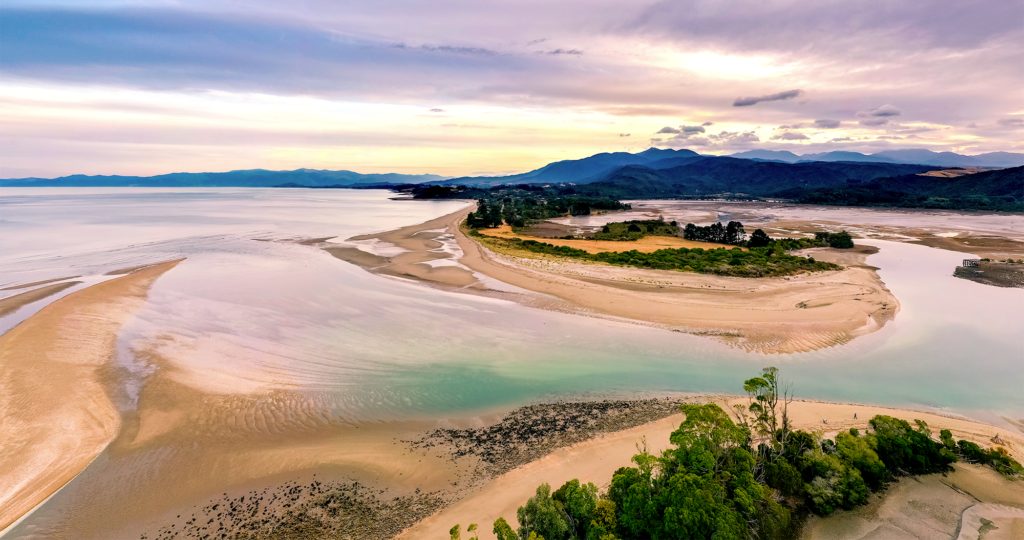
[733, 89, 802, 107]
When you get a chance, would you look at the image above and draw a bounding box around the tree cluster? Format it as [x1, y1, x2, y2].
[682, 221, 746, 245]
[465, 191, 629, 230]
[482, 236, 840, 278]
[592, 220, 680, 241]
[454, 367, 1022, 540]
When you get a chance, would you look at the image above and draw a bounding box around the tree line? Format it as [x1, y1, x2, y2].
[683, 221, 854, 250]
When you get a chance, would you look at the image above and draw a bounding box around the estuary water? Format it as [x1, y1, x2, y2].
[1, 188, 1022, 424]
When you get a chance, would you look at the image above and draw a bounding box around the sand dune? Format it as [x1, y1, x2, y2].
[0, 260, 181, 532]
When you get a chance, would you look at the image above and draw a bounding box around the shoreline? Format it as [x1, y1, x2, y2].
[326, 206, 899, 354]
[400, 397, 1024, 539]
[0, 259, 183, 532]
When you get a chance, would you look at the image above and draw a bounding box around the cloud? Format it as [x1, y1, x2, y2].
[856, 105, 901, 126]
[618, 133, 631, 137]
[399, 44, 498, 56]
[657, 124, 705, 135]
[860, 104, 902, 118]
[732, 89, 802, 107]
[429, 108, 445, 113]
[702, 121, 713, 126]
[544, 48, 583, 55]
[814, 119, 840, 128]
[829, 137, 854, 142]
[772, 132, 809, 140]
[655, 128, 759, 149]
[858, 117, 890, 127]
[998, 117, 1024, 127]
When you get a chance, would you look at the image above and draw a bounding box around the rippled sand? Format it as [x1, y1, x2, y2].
[0, 260, 181, 532]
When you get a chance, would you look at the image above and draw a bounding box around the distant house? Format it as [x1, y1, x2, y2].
[962, 259, 981, 267]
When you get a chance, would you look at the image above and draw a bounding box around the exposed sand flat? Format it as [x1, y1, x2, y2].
[0, 281, 81, 317]
[401, 399, 1024, 539]
[325, 207, 482, 290]
[802, 464, 1024, 539]
[0, 260, 181, 532]
[331, 207, 899, 354]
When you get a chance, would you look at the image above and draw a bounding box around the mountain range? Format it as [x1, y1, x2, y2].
[0, 169, 446, 188]
[729, 149, 1024, 168]
[440, 148, 1024, 187]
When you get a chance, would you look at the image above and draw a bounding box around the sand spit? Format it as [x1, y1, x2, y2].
[328, 207, 899, 354]
[0, 260, 182, 532]
[401, 398, 1024, 539]
[325, 208, 482, 290]
[0, 281, 81, 317]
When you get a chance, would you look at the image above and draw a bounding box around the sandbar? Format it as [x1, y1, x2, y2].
[0, 260, 181, 532]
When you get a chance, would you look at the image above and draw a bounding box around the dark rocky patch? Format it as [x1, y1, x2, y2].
[143, 479, 445, 540]
[409, 398, 686, 477]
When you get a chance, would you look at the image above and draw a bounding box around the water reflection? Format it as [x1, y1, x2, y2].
[2, 189, 1021, 425]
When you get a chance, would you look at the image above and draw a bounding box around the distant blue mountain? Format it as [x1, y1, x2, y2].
[442, 148, 701, 186]
[730, 148, 1024, 168]
[0, 168, 447, 187]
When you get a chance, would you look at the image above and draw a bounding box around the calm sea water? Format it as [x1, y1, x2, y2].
[2, 188, 1022, 423]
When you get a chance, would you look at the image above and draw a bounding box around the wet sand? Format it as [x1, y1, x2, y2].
[402, 398, 1024, 539]
[0, 260, 181, 532]
[0, 276, 79, 291]
[0, 281, 81, 317]
[328, 207, 899, 354]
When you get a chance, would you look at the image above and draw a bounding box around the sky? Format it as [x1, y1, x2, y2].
[1, 1, 1022, 178]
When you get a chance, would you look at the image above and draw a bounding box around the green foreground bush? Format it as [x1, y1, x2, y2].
[453, 368, 1022, 540]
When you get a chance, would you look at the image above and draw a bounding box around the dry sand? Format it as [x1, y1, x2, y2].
[329, 207, 899, 354]
[0, 260, 181, 532]
[401, 398, 1024, 540]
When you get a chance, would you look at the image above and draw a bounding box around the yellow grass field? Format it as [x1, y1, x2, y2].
[478, 225, 741, 254]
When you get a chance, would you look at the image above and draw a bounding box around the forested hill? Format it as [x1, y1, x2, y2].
[785, 166, 1024, 211]
[0, 169, 446, 187]
[572, 157, 933, 199]
[441, 148, 700, 186]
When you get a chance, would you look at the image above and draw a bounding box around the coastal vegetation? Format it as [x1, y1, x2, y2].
[472, 228, 842, 277]
[454, 368, 1022, 540]
[448, 183, 855, 279]
[593, 220, 681, 241]
[418, 186, 628, 228]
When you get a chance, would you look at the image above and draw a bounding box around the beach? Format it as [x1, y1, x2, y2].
[0, 260, 181, 532]
[328, 206, 899, 354]
[402, 398, 1024, 539]
[1, 189, 1021, 538]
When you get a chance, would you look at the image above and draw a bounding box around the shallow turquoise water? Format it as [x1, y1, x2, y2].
[2, 188, 1021, 423]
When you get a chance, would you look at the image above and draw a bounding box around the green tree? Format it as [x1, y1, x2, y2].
[869, 416, 954, 475]
[835, 431, 888, 489]
[552, 480, 599, 538]
[748, 229, 772, 247]
[493, 518, 517, 540]
[518, 484, 571, 540]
